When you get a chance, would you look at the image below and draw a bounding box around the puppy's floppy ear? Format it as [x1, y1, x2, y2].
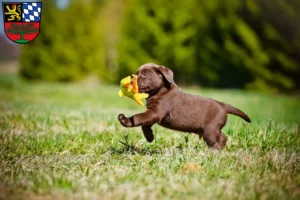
[157, 65, 174, 85]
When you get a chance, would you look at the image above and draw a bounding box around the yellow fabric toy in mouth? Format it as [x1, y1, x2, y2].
[118, 75, 149, 106]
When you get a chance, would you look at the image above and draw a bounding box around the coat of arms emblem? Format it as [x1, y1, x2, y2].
[2, 2, 42, 44]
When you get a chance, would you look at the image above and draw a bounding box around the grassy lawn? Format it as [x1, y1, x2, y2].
[0, 73, 299, 200]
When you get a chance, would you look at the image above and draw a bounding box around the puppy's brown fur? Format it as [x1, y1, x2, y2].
[118, 63, 250, 148]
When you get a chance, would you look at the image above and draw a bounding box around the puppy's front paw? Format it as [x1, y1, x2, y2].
[118, 114, 132, 127]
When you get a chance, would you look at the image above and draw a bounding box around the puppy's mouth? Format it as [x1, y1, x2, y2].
[136, 76, 146, 93]
[138, 87, 149, 93]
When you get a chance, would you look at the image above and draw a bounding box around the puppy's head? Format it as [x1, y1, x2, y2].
[136, 63, 174, 94]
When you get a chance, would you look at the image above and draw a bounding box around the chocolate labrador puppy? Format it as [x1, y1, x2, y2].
[118, 63, 251, 148]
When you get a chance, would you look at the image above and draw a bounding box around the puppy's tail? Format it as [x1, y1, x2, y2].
[222, 103, 251, 123]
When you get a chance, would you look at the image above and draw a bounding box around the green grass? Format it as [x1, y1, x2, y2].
[0, 74, 300, 200]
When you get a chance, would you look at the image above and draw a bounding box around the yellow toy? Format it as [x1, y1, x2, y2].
[118, 75, 149, 106]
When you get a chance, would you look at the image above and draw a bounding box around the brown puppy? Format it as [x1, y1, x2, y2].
[118, 63, 250, 148]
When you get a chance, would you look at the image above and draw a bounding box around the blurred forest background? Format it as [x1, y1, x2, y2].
[1, 0, 300, 92]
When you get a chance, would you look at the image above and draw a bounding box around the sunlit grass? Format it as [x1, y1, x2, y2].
[0, 74, 299, 199]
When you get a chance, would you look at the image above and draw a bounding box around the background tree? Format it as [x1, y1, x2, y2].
[18, 0, 300, 92]
[117, 0, 300, 91]
[194, 0, 300, 91]
[20, 0, 106, 82]
[117, 0, 200, 84]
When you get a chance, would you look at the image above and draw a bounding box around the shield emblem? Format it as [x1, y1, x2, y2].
[2, 2, 42, 44]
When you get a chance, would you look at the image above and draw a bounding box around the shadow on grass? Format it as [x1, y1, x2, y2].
[109, 140, 164, 155]
[109, 134, 203, 155]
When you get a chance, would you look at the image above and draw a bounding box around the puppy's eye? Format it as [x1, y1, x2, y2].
[141, 72, 147, 77]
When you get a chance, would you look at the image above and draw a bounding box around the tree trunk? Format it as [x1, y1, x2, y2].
[20, 33, 24, 40]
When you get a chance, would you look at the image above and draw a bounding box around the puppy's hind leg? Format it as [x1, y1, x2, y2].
[203, 126, 227, 149]
[141, 125, 154, 142]
[195, 129, 204, 140]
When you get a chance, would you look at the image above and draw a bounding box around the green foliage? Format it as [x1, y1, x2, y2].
[20, 0, 106, 82]
[18, 0, 300, 91]
[118, 0, 199, 83]
[118, 0, 300, 91]
[7, 23, 38, 34]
